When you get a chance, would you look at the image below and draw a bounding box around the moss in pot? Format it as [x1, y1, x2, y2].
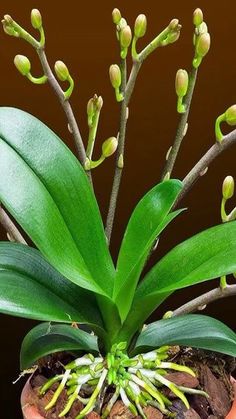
[1, 6, 236, 419]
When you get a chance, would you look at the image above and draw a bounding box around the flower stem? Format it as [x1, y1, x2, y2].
[161, 68, 198, 180]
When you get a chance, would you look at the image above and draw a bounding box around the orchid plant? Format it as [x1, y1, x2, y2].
[1, 7, 236, 418]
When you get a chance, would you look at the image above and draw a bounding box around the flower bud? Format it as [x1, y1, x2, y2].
[175, 69, 189, 97]
[87, 98, 95, 119]
[109, 64, 121, 89]
[222, 176, 234, 200]
[54, 60, 69, 81]
[14, 55, 31, 76]
[112, 8, 121, 25]
[120, 25, 132, 48]
[193, 8, 203, 27]
[95, 96, 103, 111]
[225, 105, 236, 126]
[134, 14, 147, 38]
[196, 32, 210, 57]
[198, 22, 208, 35]
[31, 9, 42, 29]
[168, 19, 179, 31]
[3, 14, 13, 25]
[102, 137, 118, 158]
[119, 17, 128, 31]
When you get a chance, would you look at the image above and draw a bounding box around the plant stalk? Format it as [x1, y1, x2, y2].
[175, 128, 236, 206]
[173, 284, 236, 316]
[161, 68, 198, 180]
[105, 59, 128, 243]
[36, 48, 88, 167]
[0, 205, 27, 244]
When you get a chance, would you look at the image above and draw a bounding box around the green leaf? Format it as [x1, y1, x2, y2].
[20, 323, 99, 369]
[0, 242, 105, 334]
[120, 221, 236, 341]
[132, 314, 236, 357]
[0, 107, 115, 295]
[114, 180, 183, 321]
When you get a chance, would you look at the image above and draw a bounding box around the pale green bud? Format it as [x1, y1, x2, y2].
[102, 137, 118, 158]
[120, 25, 132, 48]
[3, 14, 13, 25]
[196, 32, 211, 57]
[54, 60, 69, 81]
[109, 64, 121, 88]
[87, 98, 95, 120]
[112, 8, 122, 25]
[222, 176, 235, 200]
[95, 95, 103, 111]
[163, 311, 173, 319]
[119, 17, 128, 31]
[168, 18, 179, 31]
[198, 22, 208, 35]
[134, 14, 147, 38]
[225, 105, 236, 126]
[175, 69, 189, 97]
[193, 8, 203, 27]
[14, 55, 31, 76]
[31, 9, 42, 29]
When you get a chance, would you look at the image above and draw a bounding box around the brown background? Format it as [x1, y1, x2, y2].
[0, 0, 236, 417]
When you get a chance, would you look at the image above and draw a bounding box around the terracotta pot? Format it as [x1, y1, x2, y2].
[21, 375, 236, 419]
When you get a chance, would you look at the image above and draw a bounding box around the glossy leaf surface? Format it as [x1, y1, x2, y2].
[20, 323, 99, 369]
[133, 315, 236, 357]
[0, 107, 114, 295]
[0, 242, 104, 332]
[114, 180, 183, 320]
[121, 221, 236, 340]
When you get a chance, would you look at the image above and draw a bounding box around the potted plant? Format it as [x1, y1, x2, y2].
[1, 6, 236, 418]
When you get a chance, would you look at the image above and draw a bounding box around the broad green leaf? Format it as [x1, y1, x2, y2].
[114, 180, 183, 321]
[137, 220, 236, 297]
[0, 107, 115, 295]
[0, 242, 105, 334]
[20, 323, 99, 369]
[121, 221, 236, 340]
[132, 315, 236, 357]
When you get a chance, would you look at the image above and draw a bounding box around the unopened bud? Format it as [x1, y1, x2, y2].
[3, 14, 13, 25]
[14, 55, 31, 76]
[119, 18, 128, 31]
[31, 9, 42, 29]
[175, 69, 189, 98]
[193, 8, 203, 27]
[167, 29, 181, 44]
[196, 32, 210, 57]
[120, 25, 132, 48]
[169, 19, 179, 30]
[134, 14, 147, 38]
[198, 22, 208, 35]
[54, 60, 69, 81]
[163, 311, 173, 319]
[95, 96, 103, 111]
[222, 176, 235, 200]
[225, 105, 236, 126]
[87, 98, 95, 119]
[118, 154, 124, 168]
[102, 137, 118, 158]
[112, 8, 121, 25]
[109, 64, 121, 89]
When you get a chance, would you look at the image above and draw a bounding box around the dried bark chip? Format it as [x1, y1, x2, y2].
[109, 401, 135, 419]
[200, 365, 231, 417]
[191, 395, 210, 419]
[86, 412, 101, 419]
[143, 406, 163, 419]
[165, 372, 199, 388]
